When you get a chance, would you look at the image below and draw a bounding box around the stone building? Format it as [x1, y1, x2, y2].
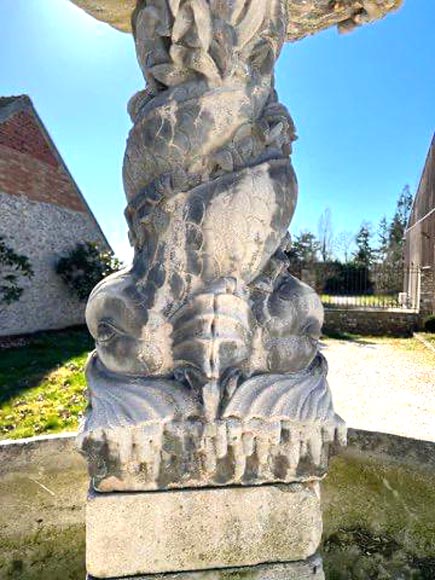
[404, 133, 435, 316]
[0, 95, 110, 336]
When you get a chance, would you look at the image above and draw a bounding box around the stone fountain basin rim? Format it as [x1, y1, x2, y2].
[1, 426, 434, 479]
[68, 0, 403, 42]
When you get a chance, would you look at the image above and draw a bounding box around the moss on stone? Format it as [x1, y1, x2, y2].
[322, 527, 435, 579]
[0, 525, 85, 580]
[1, 436, 435, 578]
[322, 451, 435, 578]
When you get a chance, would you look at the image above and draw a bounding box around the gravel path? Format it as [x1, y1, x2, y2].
[321, 338, 435, 442]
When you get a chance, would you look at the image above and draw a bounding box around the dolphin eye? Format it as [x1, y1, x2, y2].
[97, 321, 118, 343]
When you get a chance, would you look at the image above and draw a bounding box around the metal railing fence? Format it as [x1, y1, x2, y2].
[296, 264, 421, 311]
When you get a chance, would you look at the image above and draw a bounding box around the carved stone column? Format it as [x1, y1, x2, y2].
[79, 1, 346, 577]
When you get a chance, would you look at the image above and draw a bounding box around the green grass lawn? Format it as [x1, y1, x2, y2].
[321, 294, 402, 309]
[0, 327, 92, 440]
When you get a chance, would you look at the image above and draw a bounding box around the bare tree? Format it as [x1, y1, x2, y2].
[334, 231, 355, 263]
[317, 208, 334, 262]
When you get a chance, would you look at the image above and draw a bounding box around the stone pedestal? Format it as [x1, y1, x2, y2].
[419, 266, 435, 317]
[86, 483, 322, 578]
[74, 0, 350, 577]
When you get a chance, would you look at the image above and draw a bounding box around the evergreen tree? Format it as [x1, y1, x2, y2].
[353, 224, 374, 268]
[287, 231, 320, 273]
[376, 216, 389, 263]
[386, 185, 413, 264]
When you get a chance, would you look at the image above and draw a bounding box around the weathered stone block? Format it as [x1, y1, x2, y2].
[88, 555, 325, 579]
[86, 483, 322, 578]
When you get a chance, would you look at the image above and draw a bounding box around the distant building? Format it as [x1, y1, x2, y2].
[404, 134, 435, 316]
[0, 95, 110, 336]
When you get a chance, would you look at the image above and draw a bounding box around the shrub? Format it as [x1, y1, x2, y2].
[55, 242, 121, 301]
[322, 263, 374, 295]
[423, 315, 435, 333]
[0, 236, 34, 309]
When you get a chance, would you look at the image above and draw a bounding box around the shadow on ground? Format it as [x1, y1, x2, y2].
[0, 326, 93, 405]
[321, 330, 378, 346]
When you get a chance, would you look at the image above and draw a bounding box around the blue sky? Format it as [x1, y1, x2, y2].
[0, 0, 434, 263]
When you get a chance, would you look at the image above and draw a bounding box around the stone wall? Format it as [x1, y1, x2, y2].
[323, 308, 419, 337]
[0, 112, 61, 168]
[0, 139, 87, 213]
[0, 192, 107, 336]
[1, 429, 434, 579]
[0, 434, 87, 580]
[420, 267, 435, 317]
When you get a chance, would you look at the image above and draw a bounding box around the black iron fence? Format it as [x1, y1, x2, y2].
[296, 263, 420, 311]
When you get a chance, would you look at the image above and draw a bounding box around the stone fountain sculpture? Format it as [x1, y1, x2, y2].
[72, 0, 401, 577]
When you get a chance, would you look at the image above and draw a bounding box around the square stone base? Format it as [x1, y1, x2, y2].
[88, 555, 325, 579]
[86, 483, 322, 578]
